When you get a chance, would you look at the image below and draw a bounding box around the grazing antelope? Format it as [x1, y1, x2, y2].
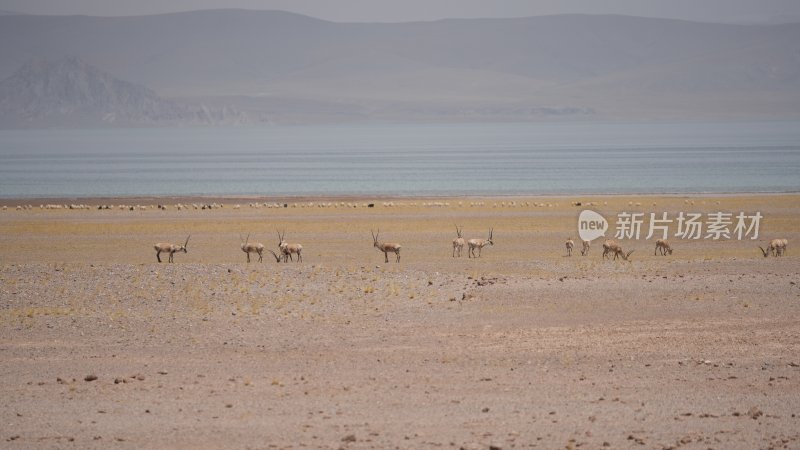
[467, 228, 493, 258]
[277, 231, 303, 263]
[154, 235, 190, 263]
[609, 243, 634, 261]
[565, 237, 575, 256]
[240, 234, 265, 263]
[452, 225, 465, 257]
[655, 239, 673, 256]
[372, 230, 401, 263]
[602, 239, 617, 260]
[580, 239, 591, 256]
[759, 238, 787, 257]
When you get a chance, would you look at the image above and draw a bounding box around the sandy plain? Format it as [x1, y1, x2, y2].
[0, 194, 799, 449]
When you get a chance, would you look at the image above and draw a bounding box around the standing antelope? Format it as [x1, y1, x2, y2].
[655, 239, 673, 256]
[277, 230, 303, 263]
[372, 230, 401, 263]
[240, 234, 265, 263]
[602, 239, 617, 259]
[154, 235, 190, 263]
[580, 239, 591, 256]
[467, 228, 493, 258]
[452, 225, 465, 257]
[565, 237, 575, 256]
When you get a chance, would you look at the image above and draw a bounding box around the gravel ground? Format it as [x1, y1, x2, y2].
[1, 195, 799, 449]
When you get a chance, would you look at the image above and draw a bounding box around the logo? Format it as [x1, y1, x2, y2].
[577, 209, 763, 241]
[578, 210, 609, 242]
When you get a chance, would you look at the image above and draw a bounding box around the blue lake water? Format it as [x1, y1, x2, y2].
[0, 121, 799, 198]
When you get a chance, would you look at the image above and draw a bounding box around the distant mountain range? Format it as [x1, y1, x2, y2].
[0, 10, 798, 127]
[0, 57, 247, 127]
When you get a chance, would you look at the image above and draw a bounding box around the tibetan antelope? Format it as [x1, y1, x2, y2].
[240, 234, 265, 263]
[655, 239, 673, 256]
[467, 228, 493, 258]
[372, 230, 401, 263]
[277, 230, 303, 263]
[565, 238, 574, 256]
[580, 239, 591, 256]
[759, 238, 787, 257]
[602, 239, 617, 259]
[154, 235, 190, 263]
[452, 225, 465, 257]
[609, 242, 634, 261]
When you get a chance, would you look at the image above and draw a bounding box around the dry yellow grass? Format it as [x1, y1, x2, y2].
[1, 194, 796, 273]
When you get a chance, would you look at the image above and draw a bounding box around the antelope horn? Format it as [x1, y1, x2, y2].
[626, 250, 635, 260]
[758, 246, 768, 257]
[184, 235, 190, 248]
[245, 233, 250, 246]
[267, 249, 282, 262]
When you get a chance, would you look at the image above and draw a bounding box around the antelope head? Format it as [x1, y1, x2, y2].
[240, 233, 250, 249]
[622, 249, 634, 261]
[180, 235, 190, 253]
[487, 228, 494, 246]
[455, 225, 463, 238]
[758, 246, 770, 258]
[371, 230, 380, 248]
[277, 230, 286, 248]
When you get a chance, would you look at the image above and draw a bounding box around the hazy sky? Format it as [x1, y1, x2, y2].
[2, 0, 800, 24]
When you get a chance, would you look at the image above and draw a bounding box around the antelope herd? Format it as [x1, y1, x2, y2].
[152, 229, 789, 264]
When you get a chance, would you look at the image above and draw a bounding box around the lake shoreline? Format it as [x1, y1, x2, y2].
[2, 191, 800, 207]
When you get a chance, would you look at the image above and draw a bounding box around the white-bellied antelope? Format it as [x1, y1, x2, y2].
[452, 225, 465, 257]
[580, 239, 591, 256]
[759, 238, 787, 257]
[602, 239, 617, 259]
[467, 228, 493, 258]
[655, 239, 673, 256]
[277, 230, 303, 263]
[372, 230, 401, 263]
[154, 235, 190, 263]
[240, 234, 265, 263]
[609, 242, 634, 261]
[565, 237, 574, 256]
